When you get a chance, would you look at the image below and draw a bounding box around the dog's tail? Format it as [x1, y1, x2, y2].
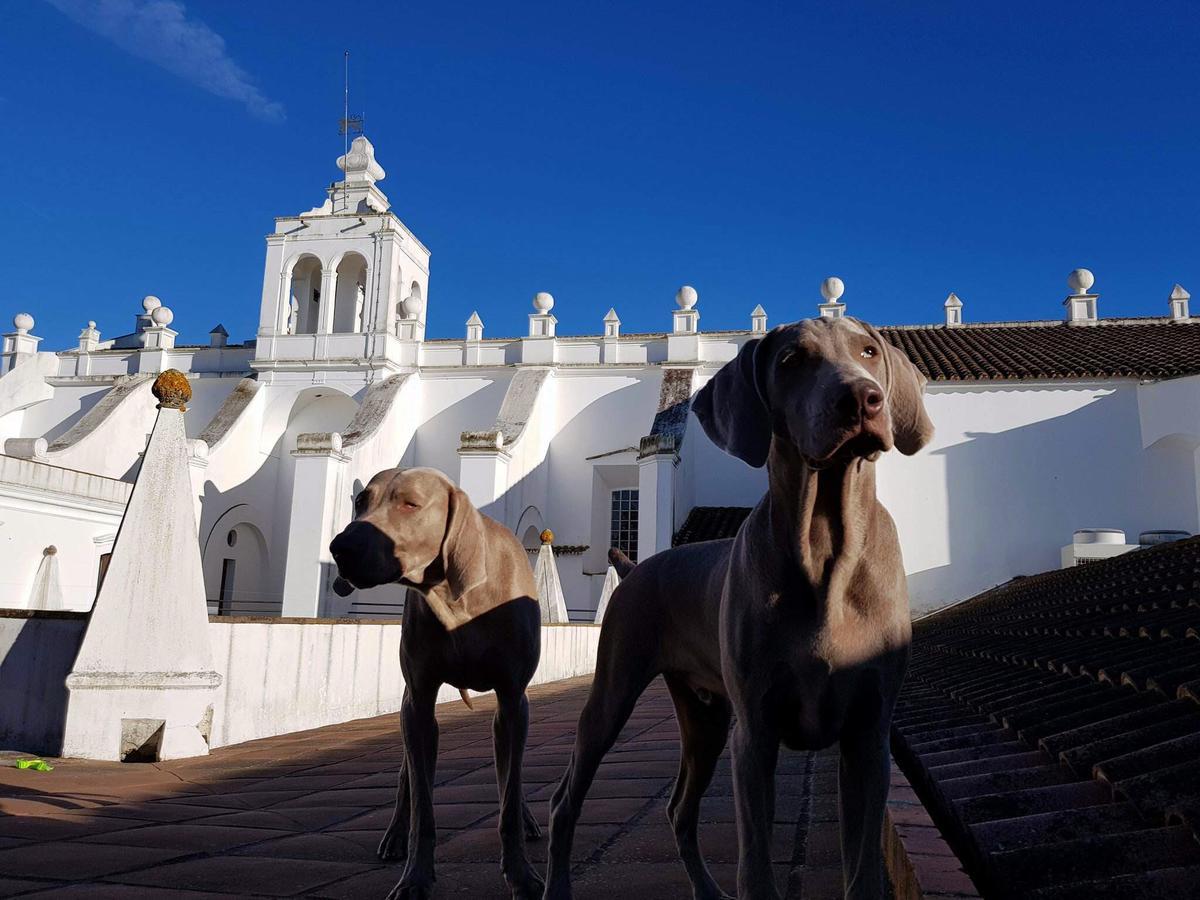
[608, 547, 636, 579]
[459, 688, 474, 710]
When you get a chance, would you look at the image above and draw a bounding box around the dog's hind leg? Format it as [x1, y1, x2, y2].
[494, 688, 544, 899]
[663, 674, 733, 900]
[377, 756, 410, 861]
[545, 652, 656, 899]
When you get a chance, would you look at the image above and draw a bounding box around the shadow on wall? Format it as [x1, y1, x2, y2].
[346, 378, 654, 622]
[907, 388, 1198, 614]
[0, 613, 86, 756]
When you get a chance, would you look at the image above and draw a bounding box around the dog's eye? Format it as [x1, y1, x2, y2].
[861, 346, 877, 360]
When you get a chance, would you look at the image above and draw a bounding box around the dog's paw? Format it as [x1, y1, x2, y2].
[542, 875, 571, 900]
[385, 873, 435, 900]
[522, 804, 543, 841]
[506, 864, 545, 900]
[377, 824, 408, 861]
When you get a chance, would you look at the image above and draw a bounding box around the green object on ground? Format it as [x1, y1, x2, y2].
[14, 759, 53, 772]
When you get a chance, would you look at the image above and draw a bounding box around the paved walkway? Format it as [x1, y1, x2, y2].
[0, 676, 849, 899]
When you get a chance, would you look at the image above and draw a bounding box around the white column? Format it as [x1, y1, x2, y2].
[318, 268, 338, 334]
[458, 439, 511, 509]
[281, 433, 349, 617]
[637, 441, 677, 558]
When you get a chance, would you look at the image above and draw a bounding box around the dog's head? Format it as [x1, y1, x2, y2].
[692, 316, 933, 469]
[329, 467, 487, 600]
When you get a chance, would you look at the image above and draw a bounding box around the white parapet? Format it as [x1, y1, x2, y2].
[594, 564, 620, 624]
[533, 532, 570, 624]
[61, 370, 221, 761]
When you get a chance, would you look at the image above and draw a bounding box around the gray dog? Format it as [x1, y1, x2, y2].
[546, 316, 933, 899]
[329, 468, 544, 900]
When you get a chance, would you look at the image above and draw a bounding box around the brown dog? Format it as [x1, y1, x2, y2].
[546, 317, 933, 899]
[330, 467, 544, 900]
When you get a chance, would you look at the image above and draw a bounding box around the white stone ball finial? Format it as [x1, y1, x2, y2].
[401, 294, 425, 318]
[87, 320, 96, 329]
[533, 292, 555, 312]
[13, 312, 34, 334]
[151, 306, 174, 326]
[1067, 268, 1095, 295]
[820, 277, 845, 303]
[676, 285, 698, 310]
[141, 295, 162, 313]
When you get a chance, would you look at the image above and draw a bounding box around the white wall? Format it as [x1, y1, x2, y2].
[208, 619, 600, 749]
[883, 381, 1199, 614]
[0, 457, 129, 610]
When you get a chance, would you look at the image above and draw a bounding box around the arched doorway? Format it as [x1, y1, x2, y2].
[203, 519, 271, 616]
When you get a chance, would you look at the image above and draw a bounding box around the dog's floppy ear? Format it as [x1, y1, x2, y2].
[692, 335, 773, 468]
[883, 341, 934, 455]
[440, 485, 488, 605]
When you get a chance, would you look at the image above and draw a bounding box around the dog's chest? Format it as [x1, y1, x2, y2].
[766, 606, 900, 750]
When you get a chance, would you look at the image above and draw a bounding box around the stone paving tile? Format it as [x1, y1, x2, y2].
[0, 675, 848, 898]
[102, 857, 372, 896]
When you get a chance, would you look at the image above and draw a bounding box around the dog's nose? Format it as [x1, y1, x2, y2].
[329, 528, 356, 563]
[837, 381, 884, 423]
[861, 384, 884, 420]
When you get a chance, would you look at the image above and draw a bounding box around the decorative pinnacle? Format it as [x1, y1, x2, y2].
[540, 528, 555, 545]
[152, 369, 192, 411]
[820, 277, 845, 303]
[1067, 268, 1095, 295]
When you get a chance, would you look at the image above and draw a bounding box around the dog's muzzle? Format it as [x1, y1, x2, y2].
[329, 521, 402, 589]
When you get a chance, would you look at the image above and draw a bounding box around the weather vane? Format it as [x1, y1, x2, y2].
[339, 50, 364, 137]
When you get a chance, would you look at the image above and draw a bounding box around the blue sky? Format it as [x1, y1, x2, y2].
[4, 1, 1200, 348]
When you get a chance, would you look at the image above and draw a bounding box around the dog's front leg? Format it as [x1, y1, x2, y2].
[730, 715, 781, 900]
[387, 684, 440, 900]
[838, 717, 891, 900]
[495, 690, 544, 899]
[377, 756, 410, 861]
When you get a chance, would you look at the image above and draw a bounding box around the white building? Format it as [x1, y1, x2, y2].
[2, 136, 1199, 622]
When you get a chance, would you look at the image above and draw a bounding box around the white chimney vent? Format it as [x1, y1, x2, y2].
[1064, 268, 1099, 325]
[944, 292, 963, 326]
[750, 304, 767, 333]
[1169, 284, 1191, 322]
[1060, 527, 1137, 567]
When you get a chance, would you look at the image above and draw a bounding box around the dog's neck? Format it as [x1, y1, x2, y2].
[764, 439, 877, 596]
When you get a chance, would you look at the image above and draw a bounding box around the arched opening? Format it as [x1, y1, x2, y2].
[333, 253, 368, 333]
[288, 256, 323, 335]
[522, 525, 541, 551]
[203, 519, 271, 616]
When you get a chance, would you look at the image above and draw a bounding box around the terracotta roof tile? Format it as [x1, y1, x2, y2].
[672, 506, 752, 546]
[879, 320, 1200, 381]
[893, 535, 1200, 896]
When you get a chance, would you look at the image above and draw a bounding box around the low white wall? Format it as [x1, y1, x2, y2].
[207, 618, 600, 749]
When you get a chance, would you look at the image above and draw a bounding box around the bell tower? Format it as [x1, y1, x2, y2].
[253, 136, 430, 372]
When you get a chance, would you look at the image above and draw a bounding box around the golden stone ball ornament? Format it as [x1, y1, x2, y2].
[152, 369, 192, 411]
[540, 528, 555, 545]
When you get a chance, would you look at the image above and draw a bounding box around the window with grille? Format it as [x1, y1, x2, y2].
[610, 489, 639, 563]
